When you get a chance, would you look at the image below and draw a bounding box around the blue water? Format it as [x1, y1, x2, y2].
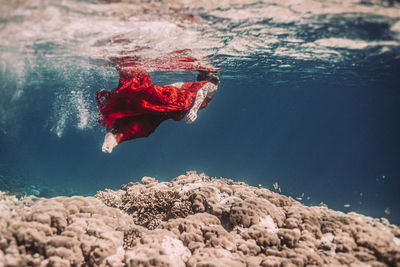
[1, 0, 400, 225]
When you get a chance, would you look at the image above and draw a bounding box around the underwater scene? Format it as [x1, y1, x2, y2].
[1, 1, 400, 265]
[0, 0, 400, 267]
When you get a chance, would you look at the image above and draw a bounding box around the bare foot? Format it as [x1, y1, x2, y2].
[186, 110, 198, 124]
[102, 132, 118, 153]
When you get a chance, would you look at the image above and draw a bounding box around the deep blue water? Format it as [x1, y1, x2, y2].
[1, 51, 399, 224]
[1, 0, 400, 225]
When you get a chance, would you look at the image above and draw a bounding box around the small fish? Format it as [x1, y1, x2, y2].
[384, 208, 391, 215]
[344, 204, 351, 208]
[0, 126, 7, 135]
[273, 182, 278, 191]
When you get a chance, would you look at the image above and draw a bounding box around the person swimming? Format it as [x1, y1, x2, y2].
[96, 67, 219, 153]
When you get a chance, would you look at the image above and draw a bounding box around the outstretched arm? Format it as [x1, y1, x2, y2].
[186, 82, 218, 124]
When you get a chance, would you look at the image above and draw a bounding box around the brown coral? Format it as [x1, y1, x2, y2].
[96, 179, 194, 229]
[0, 172, 399, 267]
[0, 194, 132, 266]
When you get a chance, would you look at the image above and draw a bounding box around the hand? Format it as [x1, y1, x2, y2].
[186, 110, 197, 124]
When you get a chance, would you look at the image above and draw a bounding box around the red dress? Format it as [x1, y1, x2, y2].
[96, 67, 212, 144]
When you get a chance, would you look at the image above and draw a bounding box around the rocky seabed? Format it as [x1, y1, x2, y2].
[0, 171, 399, 267]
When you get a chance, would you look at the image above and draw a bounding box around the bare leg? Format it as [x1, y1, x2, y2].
[102, 132, 118, 153]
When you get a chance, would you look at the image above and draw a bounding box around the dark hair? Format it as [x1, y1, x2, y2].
[197, 71, 219, 85]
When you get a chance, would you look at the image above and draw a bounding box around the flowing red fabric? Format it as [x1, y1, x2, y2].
[96, 67, 211, 144]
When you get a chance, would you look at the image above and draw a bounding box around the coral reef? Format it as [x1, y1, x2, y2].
[0, 191, 132, 267]
[1, 171, 399, 266]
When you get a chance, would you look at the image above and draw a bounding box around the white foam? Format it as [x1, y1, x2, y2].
[50, 86, 97, 138]
[391, 20, 400, 39]
[1, 0, 399, 67]
[0, 54, 28, 127]
[314, 38, 400, 50]
[51, 91, 68, 138]
[70, 90, 89, 129]
[11, 90, 24, 102]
